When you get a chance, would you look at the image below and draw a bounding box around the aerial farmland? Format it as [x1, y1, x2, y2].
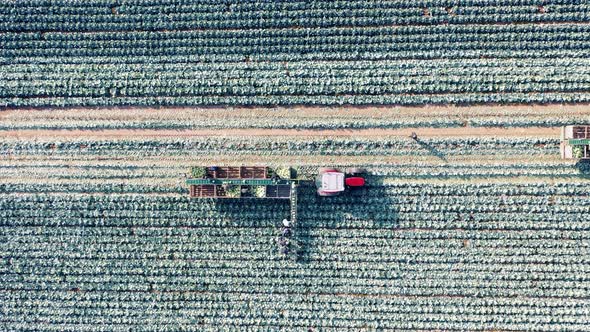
[2, 1, 590, 331]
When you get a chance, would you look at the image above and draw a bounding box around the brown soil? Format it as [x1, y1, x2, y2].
[2, 104, 589, 121]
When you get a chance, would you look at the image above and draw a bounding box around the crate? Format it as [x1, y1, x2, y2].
[241, 166, 267, 178]
[267, 185, 291, 198]
[573, 126, 589, 139]
[206, 166, 267, 179]
[189, 185, 215, 198]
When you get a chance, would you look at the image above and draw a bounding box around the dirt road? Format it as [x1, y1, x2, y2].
[1, 104, 589, 120]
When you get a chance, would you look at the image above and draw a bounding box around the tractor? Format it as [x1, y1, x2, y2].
[315, 167, 366, 196]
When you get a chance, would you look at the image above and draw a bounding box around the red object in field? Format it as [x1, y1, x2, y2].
[345, 177, 365, 187]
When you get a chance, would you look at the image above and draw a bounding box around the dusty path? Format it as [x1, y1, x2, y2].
[0, 126, 560, 139]
[1, 104, 589, 121]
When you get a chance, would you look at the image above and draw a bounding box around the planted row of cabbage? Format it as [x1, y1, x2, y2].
[2, 0, 588, 32]
[2, 180, 590, 330]
[4, 92, 590, 107]
[0, 162, 583, 180]
[4, 25, 590, 56]
[0, 137, 559, 156]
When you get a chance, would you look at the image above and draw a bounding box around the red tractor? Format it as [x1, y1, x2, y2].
[315, 167, 366, 196]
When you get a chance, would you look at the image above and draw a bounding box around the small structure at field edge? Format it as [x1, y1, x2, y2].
[561, 125, 590, 159]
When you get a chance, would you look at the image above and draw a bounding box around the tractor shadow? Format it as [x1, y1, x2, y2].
[415, 139, 448, 163]
[575, 159, 590, 176]
[294, 184, 399, 264]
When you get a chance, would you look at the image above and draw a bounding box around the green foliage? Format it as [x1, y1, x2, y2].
[0, 137, 560, 157]
[190, 166, 206, 178]
[224, 185, 241, 198]
[573, 146, 584, 159]
[1, 134, 589, 330]
[2, 176, 590, 330]
[2, 1, 590, 107]
[274, 167, 292, 179]
[252, 186, 266, 198]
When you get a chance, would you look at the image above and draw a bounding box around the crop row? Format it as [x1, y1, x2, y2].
[0, 137, 559, 156]
[0, 117, 583, 130]
[1, 162, 584, 180]
[6, 51, 590, 66]
[0, 115, 587, 131]
[2, 0, 585, 9]
[4, 26, 590, 55]
[5, 80, 590, 100]
[6, 179, 589, 197]
[4, 226, 590, 251]
[5, 185, 590, 208]
[5, 180, 590, 203]
[5, 57, 590, 72]
[0, 118, 467, 130]
[4, 92, 590, 107]
[5, 59, 590, 81]
[0, 309, 586, 332]
[1, 288, 588, 332]
[2, 1, 588, 32]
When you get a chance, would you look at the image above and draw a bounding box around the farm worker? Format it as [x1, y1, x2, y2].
[410, 132, 418, 140]
[282, 219, 290, 227]
[278, 237, 289, 247]
[282, 227, 291, 237]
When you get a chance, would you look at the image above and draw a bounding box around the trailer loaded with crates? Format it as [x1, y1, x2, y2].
[187, 166, 295, 199]
[561, 125, 590, 159]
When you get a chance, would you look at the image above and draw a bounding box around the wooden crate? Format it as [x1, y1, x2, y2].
[201, 185, 215, 197]
[573, 126, 589, 139]
[227, 167, 241, 178]
[215, 185, 227, 197]
[241, 166, 267, 178]
[190, 185, 216, 198]
[206, 168, 217, 178]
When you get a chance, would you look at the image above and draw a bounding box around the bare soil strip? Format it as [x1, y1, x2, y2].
[0, 126, 560, 139]
[1, 104, 589, 121]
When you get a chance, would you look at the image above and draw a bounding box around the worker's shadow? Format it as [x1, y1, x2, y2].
[415, 139, 448, 162]
[294, 183, 399, 264]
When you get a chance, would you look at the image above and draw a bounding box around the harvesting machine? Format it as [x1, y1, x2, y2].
[186, 165, 368, 213]
[560, 125, 590, 159]
[186, 166, 368, 255]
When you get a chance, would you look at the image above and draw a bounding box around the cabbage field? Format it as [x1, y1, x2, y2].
[2, 0, 590, 330]
[1, 107, 590, 331]
[3, 0, 590, 107]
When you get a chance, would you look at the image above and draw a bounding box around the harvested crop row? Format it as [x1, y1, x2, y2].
[0, 105, 589, 131]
